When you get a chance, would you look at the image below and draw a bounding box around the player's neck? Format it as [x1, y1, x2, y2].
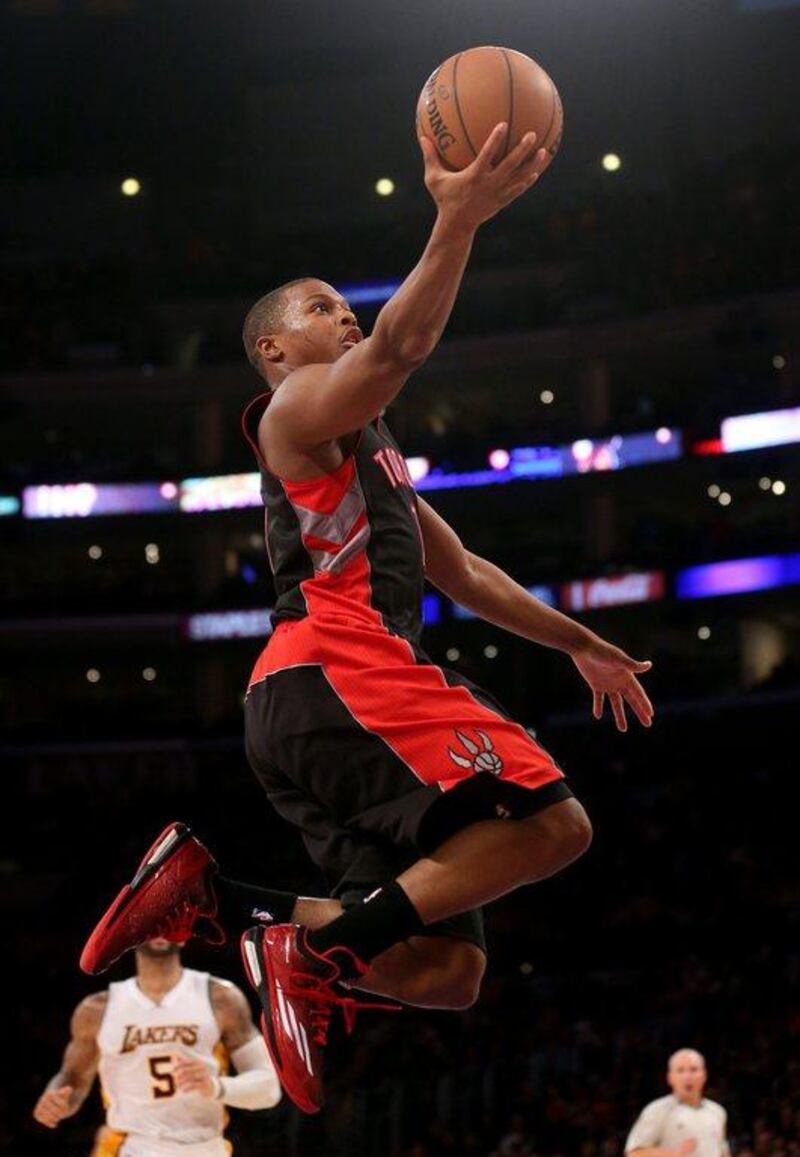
[135, 957, 183, 1001]
[677, 1093, 702, 1108]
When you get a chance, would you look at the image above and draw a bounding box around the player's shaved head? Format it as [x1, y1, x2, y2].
[242, 278, 316, 371]
[668, 1048, 706, 1071]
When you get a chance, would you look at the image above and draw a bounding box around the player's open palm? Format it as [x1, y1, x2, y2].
[571, 637, 654, 732]
[419, 122, 548, 229]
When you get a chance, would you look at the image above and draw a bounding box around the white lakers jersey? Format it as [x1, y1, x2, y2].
[96, 969, 229, 1156]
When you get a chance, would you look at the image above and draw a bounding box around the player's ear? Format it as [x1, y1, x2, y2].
[256, 334, 284, 365]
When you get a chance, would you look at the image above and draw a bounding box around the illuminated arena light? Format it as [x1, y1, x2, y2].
[561, 571, 666, 612]
[422, 593, 441, 625]
[179, 473, 262, 513]
[692, 438, 724, 456]
[454, 585, 557, 619]
[23, 482, 177, 519]
[0, 495, 20, 517]
[418, 468, 511, 492]
[405, 457, 431, 484]
[420, 430, 682, 492]
[184, 609, 273, 642]
[336, 280, 402, 306]
[676, 553, 800, 599]
[34, 411, 800, 519]
[20, 426, 682, 516]
[721, 407, 800, 452]
[488, 449, 511, 471]
[12, 547, 800, 647]
[185, 594, 443, 641]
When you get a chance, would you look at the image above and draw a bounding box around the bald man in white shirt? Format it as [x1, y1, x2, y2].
[625, 1049, 729, 1157]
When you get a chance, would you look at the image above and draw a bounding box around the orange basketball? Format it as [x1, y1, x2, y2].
[416, 46, 563, 174]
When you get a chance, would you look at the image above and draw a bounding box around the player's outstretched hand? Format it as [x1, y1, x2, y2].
[571, 636, 654, 732]
[33, 1085, 75, 1128]
[419, 122, 548, 231]
[173, 1054, 217, 1098]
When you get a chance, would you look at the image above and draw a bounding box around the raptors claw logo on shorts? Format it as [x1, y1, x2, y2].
[447, 729, 504, 775]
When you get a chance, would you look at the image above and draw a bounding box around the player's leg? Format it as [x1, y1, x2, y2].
[298, 896, 487, 1009]
[240, 645, 595, 1111]
[227, 792, 587, 1003]
[303, 796, 589, 968]
[239, 799, 589, 1114]
[220, 887, 486, 1009]
[79, 824, 484, 1008]
[397, 795, 591, 923]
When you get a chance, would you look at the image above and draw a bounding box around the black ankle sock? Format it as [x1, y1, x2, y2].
[307, 882, 424, 968]
[213, 876, 298, 931]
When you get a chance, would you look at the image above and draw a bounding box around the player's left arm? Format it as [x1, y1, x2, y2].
[32, 993, 105, 1128]
[418, 496, 654, 731]
[173, 980, 280, 1109]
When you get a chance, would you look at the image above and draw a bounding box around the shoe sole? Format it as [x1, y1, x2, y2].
[240, 928, 321, 1115]
[81, 823, 196, 974]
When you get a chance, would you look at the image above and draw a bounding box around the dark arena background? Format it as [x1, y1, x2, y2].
[3, 1, 800, 1154]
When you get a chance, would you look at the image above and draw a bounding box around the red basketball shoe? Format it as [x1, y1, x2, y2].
[240, 924, 398, 1114]
[80, 822, 221, 975]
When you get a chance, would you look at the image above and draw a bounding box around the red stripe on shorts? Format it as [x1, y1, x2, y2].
[249, 565, 562, 795]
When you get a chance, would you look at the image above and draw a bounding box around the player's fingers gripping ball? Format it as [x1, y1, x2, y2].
[417, 45, 563, 175]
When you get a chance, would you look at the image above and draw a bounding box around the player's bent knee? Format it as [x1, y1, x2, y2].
[562, 800, 593, 859]
[526, 798, 593, 863]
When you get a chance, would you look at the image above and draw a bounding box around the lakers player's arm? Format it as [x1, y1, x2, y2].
[174, 980, 281, 1109]
[32, 992, 106, 1128]
[263, 129, 547, 448]
[209, 979, 260, 1052]
[417, 497, 654, 730]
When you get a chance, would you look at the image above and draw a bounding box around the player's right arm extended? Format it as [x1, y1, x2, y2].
[268, 126, 547, 446]
[32, 994, 104, 1128]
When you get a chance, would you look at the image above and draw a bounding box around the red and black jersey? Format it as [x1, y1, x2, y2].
[242, 393, 425, 645]
[242, 391, 567, 856]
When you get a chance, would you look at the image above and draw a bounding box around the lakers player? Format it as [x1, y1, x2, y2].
[33, 937, 280, 1156]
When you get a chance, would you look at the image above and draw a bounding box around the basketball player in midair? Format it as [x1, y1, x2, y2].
[34, 938, 280, 1155]
[81, 124, 654, 1113]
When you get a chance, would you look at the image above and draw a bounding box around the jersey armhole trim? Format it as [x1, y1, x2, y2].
[241, 393, 367, 488]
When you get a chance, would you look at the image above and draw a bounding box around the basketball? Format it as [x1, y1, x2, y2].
[416, 46, 563, 174]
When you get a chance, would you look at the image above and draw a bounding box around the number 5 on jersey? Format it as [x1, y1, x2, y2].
[148, 1055, 176, 1099]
